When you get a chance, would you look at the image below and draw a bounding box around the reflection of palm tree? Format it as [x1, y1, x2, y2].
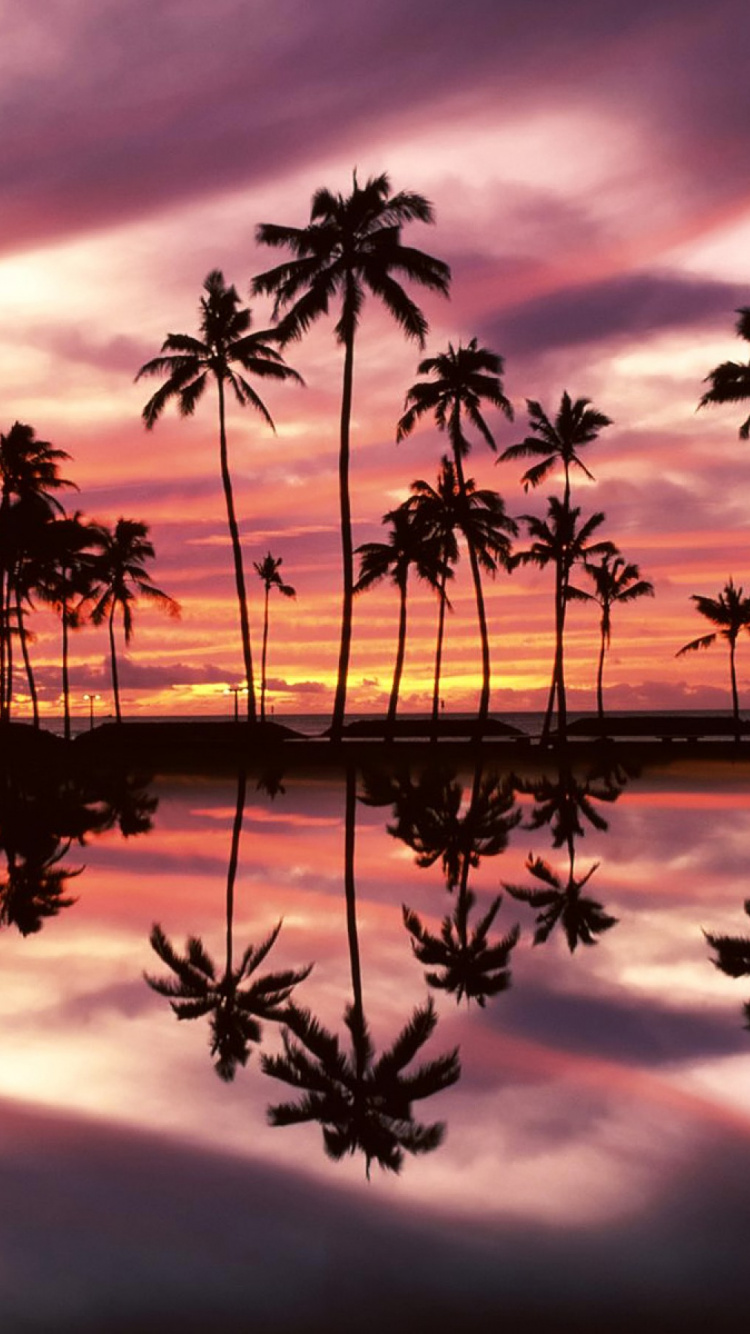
[582, 553, 654, 721]
[0, 860, 81, 935]
[253, 552, 296, 724]
[403, 893, 519, 1006]
[706, 901, 750, 1028]
[254, 173, 450, 741]
[398, 340, 516, 731]
[86, 519, 179, 724]
[355, 503, 446, 734]
[676, 578, 750, 742]
[514, 499, 614, 742]
[499, 392, 611, 509]
[699, 307, 750, 438]
[146, 771, 311, 1081]
[504, 852, 616, 952]
[137, 271, 302, 722]
[262, 765, 460, 1176]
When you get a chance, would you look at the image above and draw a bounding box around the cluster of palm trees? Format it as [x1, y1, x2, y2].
[0, 421, 177, 734]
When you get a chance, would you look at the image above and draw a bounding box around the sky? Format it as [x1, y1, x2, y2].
[3, 0, 750, 719]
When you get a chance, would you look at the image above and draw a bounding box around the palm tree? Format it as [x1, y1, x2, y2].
[582, 553, 654, 721]
[136, 270, 302, 722]
[504, 852, 617, 952]
[397, 339, 516, 731]
[406, 460, 460, 735]
[253, 172, 450, 741]
[262, 765, 460, 1176]
[253, 552, 296, 723]
[85, 519, 179, 724]
[699, 307, 750, 438]
[676, 578, 750, 741]
[403, 893, 519, 1007]
[513, 499, 614, 742]
[706, 901, 750, 1030]
[145, 771, 312, 1080]
[354, 502, 447, 734]
[499, 392, 612, 508]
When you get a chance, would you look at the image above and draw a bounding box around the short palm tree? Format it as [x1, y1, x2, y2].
[500, 392, 612, 508]
[403, 893, 519, 1007]
[699, 307, 750, 438]
[406, 460, 460, 734]
[86, 519, 179, 723]
[513, 499, 614, 742]
[253, 172, 450, 740]
[398, 342, 516, 730]
[582, 552, 654, 721]
[676, 578, 750, 741]
[253, 553, 296, 723]
[136, 270, 302, 722]
[504, 852, 617, 952]
[354, 502, 447, 734]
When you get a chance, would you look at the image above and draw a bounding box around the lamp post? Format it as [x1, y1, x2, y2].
[83, 693, 101, 730]
[224, 683, 247, 722]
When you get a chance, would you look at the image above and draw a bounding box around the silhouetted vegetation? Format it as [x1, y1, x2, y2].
[676, 578, 750, 742]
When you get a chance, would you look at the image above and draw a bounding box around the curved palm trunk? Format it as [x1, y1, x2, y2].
[260, 584, 270, 724]
[108, 600, 122, 724]
[331, 331, 355, 743]
[225, 770, 247, 981]
[217, 377, 257, 724]
[344, 762, 364, 1029]
[431, 570, 449, 742]
[386, 574, 409, 738]
[596, 624, 606, 723]
[15, 592, 39, 729]
[453, 449, 491, 739]
[729, 636, 740, 743]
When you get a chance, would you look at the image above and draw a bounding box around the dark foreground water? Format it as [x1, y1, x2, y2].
[1, 748, 749, 1331]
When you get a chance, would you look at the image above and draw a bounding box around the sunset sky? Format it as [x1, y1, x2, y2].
[3, 0, 750, 719]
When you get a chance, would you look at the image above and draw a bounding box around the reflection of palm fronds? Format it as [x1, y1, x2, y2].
[262, 998, 460, 1177]
[0, 864, 81, 935]
[504, 854, 617, 952]
[403, 892, 519, 1006]
[516, 768, 620, 848]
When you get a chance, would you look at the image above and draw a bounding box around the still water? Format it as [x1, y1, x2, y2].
[1, 749, 749, 1331]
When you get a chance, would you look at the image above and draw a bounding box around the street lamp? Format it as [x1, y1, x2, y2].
[224, 683, 247, 722]
[83, 693, 101, 730]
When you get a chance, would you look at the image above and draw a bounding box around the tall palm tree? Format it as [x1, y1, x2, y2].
[513, 499, 614, 742]
[354, 502, 447, 734]
[582, 553, 654, 722]
[262, 765, 460, 1177]
[253, 172, 450, 741]
[146, 771, 312, 1080]
[136, 270, 302, 722]
[699, 307, 750, 438]
[499, 392, 612, 508]
[397, 339, 516, 731]
[676, 578, 750, 742]
[85, 519, 179, 724]
[253, 552, 296, 723]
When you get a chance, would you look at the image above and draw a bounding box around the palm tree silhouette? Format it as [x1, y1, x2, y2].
[146, 771, 312, 1080]
[253, 552, 296, 724]
[705, 901, 750, 1028]
[398, 342, 516, 731]
[136, 271, 302, 722]
[354, 502, 447, 735]
[34, 511, 105, 739]
[699, 307, 750, 437]
[262, 765, 460, 1176]
[504, 851, 616, 952]
[499, 392, 612, 508]
[253, 172, 450, 741]
[676, 578, 750, 742]
[85, 518, 179, 724]
[582, 553, 654, 722]
[406, 461, 460, 736]
[403, 893, 519, 1007]
[513, 499, 614, 742]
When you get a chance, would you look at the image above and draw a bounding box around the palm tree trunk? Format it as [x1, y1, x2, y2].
[217, 377, 257, 724]
[730, 636, 740, 743]
[4, 575, 14, 720]
[16, 599, 39, 729]
[596, 623, 606, 723]
[453, 448, 491, 738]
[108, 600, 122, 724]
[344, 763, 363, 1025]
[225, 770, 247, 980]
[386, 575, 409, 738]
[62, 596, 71, 741]
[260, 584, 270, 724]
[331, 329, 355, 743]
[555, 567, 568, 743]
[431, 570, 448, 741]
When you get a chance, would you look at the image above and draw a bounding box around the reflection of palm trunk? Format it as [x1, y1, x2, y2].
[344, 764, 364, 1055]
[108, 600, 121, 724]
[218, 377, 256, 724]
[431, 570, 448, 741]
[225, 770, 247, 981]
[387, 575, 408, 736]
[331, 328, 355, 743]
